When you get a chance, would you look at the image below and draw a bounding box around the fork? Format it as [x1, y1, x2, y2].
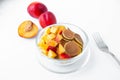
[92, 32, 120, 65]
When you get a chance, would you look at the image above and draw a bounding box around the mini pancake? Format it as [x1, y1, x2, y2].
[74, 33, 83, 45]
[60, 39, 68, 46]
[64, 41, 81, 57]
[62, 28, 74, 40]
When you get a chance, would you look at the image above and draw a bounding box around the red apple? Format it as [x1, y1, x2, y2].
[59, 53, 71, 59]
[39, 11, 57, 28]
[27, 2, 48, 18]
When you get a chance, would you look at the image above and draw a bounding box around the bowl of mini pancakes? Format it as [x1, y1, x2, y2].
[36, 23, 90, 73]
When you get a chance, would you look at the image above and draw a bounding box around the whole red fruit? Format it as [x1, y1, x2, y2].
[39, 11, 57, 28]
[27, 2, 48, 18]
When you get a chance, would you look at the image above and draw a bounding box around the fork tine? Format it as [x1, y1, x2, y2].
[92, 33, 102, 44]
[92, 32, 108, 50]
[93, 33, 103, 43]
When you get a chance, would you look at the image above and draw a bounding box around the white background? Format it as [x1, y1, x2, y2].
[0, 0, 120, 80]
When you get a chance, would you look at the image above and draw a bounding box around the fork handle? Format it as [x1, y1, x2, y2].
[107, 51, 120, 66]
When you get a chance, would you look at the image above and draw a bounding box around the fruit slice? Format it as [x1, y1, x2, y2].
[41, 33, 47, 40]
[62, 28, 74, 40]
[50, 26, 59, 34]
[57, 44, 65, 54]
[64, 41, 81, 57]
[57, 25, 66, 34]
[47, 46, 57, 52]
[39, 42, 48, 50]
[41, 33, 56, 44]
[47, 33, 56, 40]
[47, 40, 58, 47]
[59, 53, 70, 59]
[48, 50, 57, 58]
[55, 34, 63, 43]
[18, 20, 38, 38]
[44, 27, 51, 34]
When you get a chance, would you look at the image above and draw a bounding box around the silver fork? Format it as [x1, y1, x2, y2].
[92, 32, 120, 65]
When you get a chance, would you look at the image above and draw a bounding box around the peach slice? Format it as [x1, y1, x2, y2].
[59, 53, 71, 59]
[50, 26, 59, 34]
[57, 44, 65, 54]
[18, 20, 38, 38]
[47, 40, 58, 47]
[48, 50, 57, 58]
[57, 25, 66, 34]
[44, 27, 51, 34]
[55, 34, 63, 43]
[47, 46, 57, 52]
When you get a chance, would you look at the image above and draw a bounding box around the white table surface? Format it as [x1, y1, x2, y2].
[0, 0, 120, 80]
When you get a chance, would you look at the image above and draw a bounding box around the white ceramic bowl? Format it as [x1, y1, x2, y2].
[36, 23, 90, 73]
